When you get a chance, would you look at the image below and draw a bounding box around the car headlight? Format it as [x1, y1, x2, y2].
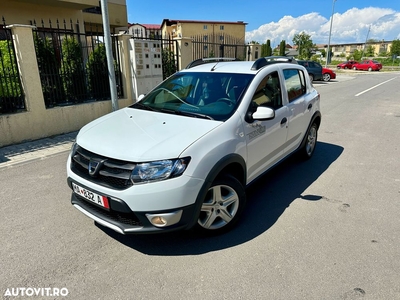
[70, 142, 78, 156]
[130, 157, 190, 184]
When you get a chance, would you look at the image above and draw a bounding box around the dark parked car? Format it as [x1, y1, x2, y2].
[352, 60, 382, 71]
[337, 60, 358, 69]
[297, 60, 323, 81]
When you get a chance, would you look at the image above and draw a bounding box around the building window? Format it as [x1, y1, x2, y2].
[204, 35, 208, 41]
[203, 25, 208, 30]
[83, 6, 101, 14]
[220, 25, 224, 30]
[220, 35, 224, 41]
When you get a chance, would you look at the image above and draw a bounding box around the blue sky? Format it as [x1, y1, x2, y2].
[126, 0, 400, 45]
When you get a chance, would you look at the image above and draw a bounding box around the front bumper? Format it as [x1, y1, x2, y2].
[69, 185, 199, 234]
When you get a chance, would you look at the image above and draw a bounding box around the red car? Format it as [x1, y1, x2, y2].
[352, 60, 382, 71]
[322, 67, 336, 82]
[337, 60, 358, 69]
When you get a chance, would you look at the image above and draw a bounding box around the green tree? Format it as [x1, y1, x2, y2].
[61, 37, 86, 102]
[279, 40, 286, 56]
[162, 48, 177, 79]
[352, 49, 363, 61]
[292, 32, 314, 59]
[0, 40, 24, 113]
[365, 45, 375, 57]
[0, 41, 21, 98]
[266, 40, 272, 56]
[261, 39, 272, 57]
[34, 35, 65, 106]
[390, 39, 400, 56]
[87, 44, 110, 100]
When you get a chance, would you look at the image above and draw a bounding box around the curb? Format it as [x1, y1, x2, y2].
[0, 131, 77, 169]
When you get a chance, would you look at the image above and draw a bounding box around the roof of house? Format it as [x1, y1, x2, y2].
[128, 23, 161, 29]
[161, 19, 248, 27]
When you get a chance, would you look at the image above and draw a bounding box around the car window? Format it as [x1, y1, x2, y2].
[251, 71, 282, 109]
[132, 72, 254, 121]
[283, 69, 306, 102]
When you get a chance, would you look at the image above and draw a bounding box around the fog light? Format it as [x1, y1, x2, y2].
[151, 216, 167, 226]
[146, 210, 183, 227]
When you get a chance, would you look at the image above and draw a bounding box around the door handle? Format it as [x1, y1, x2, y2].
[308, 103, 313, 110]
[280, 117, 287, 125]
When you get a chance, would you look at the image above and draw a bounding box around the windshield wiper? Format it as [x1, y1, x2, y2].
[178, 111, 214, 120]
[132, 102, 156, 111]
[159, 108, 214, 120]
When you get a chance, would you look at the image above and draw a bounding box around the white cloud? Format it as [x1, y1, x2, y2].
[245, 7, 400, 45]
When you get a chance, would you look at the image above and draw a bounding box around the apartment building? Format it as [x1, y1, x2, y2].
[128, 23, 162, 39]
[2, 0, 128, 33]
[161, 19, 246, 42]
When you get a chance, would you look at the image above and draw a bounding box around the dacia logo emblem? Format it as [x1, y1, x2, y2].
[88, 158, 105, 177]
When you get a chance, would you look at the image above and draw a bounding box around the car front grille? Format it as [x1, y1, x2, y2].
[71, 145, 135, 190]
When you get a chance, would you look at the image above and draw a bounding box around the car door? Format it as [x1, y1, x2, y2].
[281, 68, 310, 154]
[244, 71, 290, 183]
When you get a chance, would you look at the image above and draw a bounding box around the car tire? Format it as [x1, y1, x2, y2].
[196, 175, 246, 235]
[353, 66, 357, 70]
[300, 123, 318, 159]
[323, 73, 331, 82]
[368, 67, 372, 71]
[309, 74, 314, 82]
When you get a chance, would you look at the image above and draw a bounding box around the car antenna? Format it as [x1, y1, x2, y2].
[210, 62, 219, 71]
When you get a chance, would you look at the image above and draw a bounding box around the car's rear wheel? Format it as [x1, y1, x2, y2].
[353, 66, 357, 70]
[300, 123, 318, 159]
[196, 175, 246, 234]
[309, 74, 314, 82]
[323, 73, 331, 82]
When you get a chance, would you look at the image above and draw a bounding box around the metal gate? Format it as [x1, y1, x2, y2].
[192, 33, 248, 61]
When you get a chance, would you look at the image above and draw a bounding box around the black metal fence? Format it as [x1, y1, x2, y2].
[0, 19, 25, 115]
[192, 33, 248, 61]
[32, 19, 123, 108]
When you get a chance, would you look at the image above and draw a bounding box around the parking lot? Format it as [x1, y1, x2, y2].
[1, 71, 399, 300]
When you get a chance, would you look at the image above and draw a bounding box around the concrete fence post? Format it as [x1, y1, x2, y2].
[6, 24, 45, 113]
[174, 37, 193, 70]
[117, 33, 135, 103]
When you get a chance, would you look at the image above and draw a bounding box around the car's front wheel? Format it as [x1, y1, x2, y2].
[196, 175, 246, 234]
[323, 73, 331, 82]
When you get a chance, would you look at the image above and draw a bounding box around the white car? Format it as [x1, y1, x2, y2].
[67, 57, 321, 235]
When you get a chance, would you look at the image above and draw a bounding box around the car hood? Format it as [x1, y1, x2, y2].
[76, 107, 221, 161]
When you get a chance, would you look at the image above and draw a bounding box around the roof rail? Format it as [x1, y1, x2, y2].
[251, 56, 297, 70]
[186, 57, 240, 69]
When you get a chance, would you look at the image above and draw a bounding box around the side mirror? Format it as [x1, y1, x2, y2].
[252, 106, 275, 121]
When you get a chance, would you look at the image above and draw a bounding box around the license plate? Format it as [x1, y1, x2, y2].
[72, 183, 110, 209]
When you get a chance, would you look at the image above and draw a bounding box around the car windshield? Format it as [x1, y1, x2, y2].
[130, 72, 254, 121]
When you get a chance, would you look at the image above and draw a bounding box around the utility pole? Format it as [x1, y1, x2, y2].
[325, 0, 337, 68]
[361, 25, 371, 60]
[100, 0, 119, 111]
